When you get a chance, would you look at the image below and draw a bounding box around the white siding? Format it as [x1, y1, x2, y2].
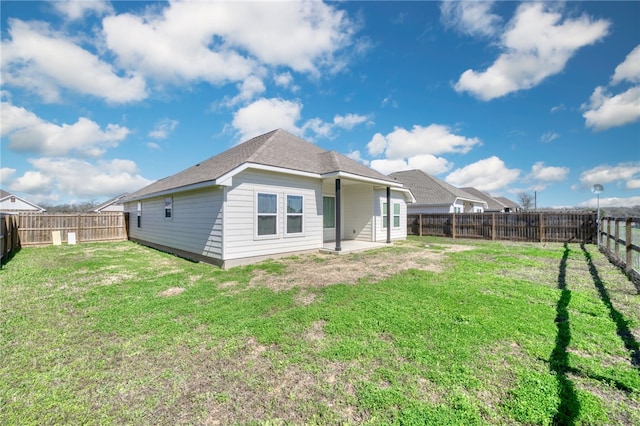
[0, 197, 42, 212]
[342, 184, 373, 241]
[125, 186, 223, 260]
[374, 189, 407, 241]
[223, 170, 323, 260]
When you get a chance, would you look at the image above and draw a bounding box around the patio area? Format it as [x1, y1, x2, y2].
[320, 240, 390, 255]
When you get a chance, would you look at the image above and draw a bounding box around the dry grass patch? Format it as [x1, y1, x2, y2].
[249, 243, 474, 292]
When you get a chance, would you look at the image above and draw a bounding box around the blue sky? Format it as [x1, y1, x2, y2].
[1, 1, 639, 209]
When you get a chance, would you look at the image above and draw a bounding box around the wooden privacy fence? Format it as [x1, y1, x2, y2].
[1, 214, 20, 267]
[408, 212, 597, 243]
[600, 217, 640, 283]
[17, 212, 128, 246]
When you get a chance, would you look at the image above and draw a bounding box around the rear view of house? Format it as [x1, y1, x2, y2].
[124, 129, 414, 268]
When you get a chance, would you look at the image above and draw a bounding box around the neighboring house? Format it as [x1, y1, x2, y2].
[461, 187, 510, 213]
[493, 196, 521, 212]
[92, 193, 128, 213]
[389, 170, 487, 213]
[124, 129, 415, 268]
[0, 189, 46, 214]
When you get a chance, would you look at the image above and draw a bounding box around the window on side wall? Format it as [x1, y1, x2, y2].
[323, 196, 335, 229]
[165, 197, 173, 219]
[257, 192, 278, 237]
[383, 202, 401, 228]
[286, 195, 303, 235]
[137, 201, 142, 227]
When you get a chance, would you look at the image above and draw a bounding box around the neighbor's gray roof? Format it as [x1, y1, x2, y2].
[494, 196, 520, 209]
[461, 187, 506, 211]
[389, 170, 486, 206]
[128, 129, 397, 200]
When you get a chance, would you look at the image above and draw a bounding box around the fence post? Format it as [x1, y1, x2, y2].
[614, 219, 620, 261]
[539, 213, 544, 242]
[626, 217, 632, 274]
[492, 213, 496, 241]
[606, 218, 611, 252]
[452, 213, 456, 239]
[418, 214, 422, 236]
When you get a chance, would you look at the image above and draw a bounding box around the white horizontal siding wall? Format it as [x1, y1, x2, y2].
[374, 189, 407, 241]
[342, 184, 373, 241]
[223, 169, 322, 260]
[125, 186, 223, 261]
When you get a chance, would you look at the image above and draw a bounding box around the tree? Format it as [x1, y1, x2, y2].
[517, 192, 534, 211]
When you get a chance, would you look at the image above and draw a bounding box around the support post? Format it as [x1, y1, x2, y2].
[418, 214, 422, 236]
[625, 217, 632, 273]
[335, 179, 341, 252]
[386, 186, 391, 244]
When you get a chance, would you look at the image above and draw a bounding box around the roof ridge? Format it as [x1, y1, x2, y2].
[245, 129, 282, 162]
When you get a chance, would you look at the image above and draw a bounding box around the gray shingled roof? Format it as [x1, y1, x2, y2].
[494, 196, 520, 209]
[389, 170, 485, 206]
[128, 129, 397, 200]
[461, 187, 506, 211]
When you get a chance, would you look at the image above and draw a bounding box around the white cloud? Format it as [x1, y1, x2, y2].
[12, 158, 152, 200]
[2, 102, 129, 157]
[578, 163, 640, 189]
[274, 72, 294, 88]
[231, 97, 371, 142]
[102, 1, 355, 86]
[370, 159, 411, 176]
[455, 3, 609, 101]
[10, 170, 52, 193]
[370, 155, 452, 176]
[529, 162, 569, 182]
[0, 167, 17, 186]
[366, 124, 481, 159]
[582, 86, 640, 130]
[445, 156, 521, 192]
[579, 196, 640, 208]
[346, 150, 368, 165]
[611, 44, 640, 85]
[149, 118, 179, 139]
[52, 0, 113, 21]
[627, 179, 640, 190]
[582, 45, 640, 131]
[224, 76, 267, 107]
[146, 142, 161, 150]
[440, 0, 501, 38]
[540, 132, 559, 143]
[333, 113, 370, 130]
[1, 19, 146, 103]
[232, 98, 303, 141]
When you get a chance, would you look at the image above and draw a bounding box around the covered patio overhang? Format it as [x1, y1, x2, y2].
[320, 172, 413, 253]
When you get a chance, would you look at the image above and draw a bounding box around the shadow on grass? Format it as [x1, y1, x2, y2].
[580, 243, 640, 371]
[550, 243, 580, 425]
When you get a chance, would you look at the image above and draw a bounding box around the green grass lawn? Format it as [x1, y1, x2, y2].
[1, 237, 639, 425]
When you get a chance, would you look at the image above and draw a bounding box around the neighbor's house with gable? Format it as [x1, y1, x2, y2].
[389, 170, 487, 213]
[124, 129, 415, 268]
[0, 189, 46, 214]
[92, 193, 128, 213]
[461, 187, 522, 213]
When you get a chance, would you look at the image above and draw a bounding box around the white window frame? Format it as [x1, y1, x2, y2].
[164, 197, 173, 220]
[285, 194, 304, 237]
[255, 192, 279, 239]
[137, 201, 142, 228]
[382, 202, 401, 229]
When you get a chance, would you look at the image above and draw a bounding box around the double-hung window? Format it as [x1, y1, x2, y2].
[382, 202, 401, 228]
[286, 195, 303, 235]
[137, 202, 142, 227]
[257, 193, 278, 236]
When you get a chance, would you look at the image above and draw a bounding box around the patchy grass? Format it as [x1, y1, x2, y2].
[1, 237, 639, 425]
